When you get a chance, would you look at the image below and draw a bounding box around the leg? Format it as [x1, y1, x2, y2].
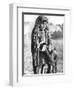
[55, 62, 57, 73]
[41, 64, 45, 74]
[47, 64, 51, 73]
[33, 59, 37, 74]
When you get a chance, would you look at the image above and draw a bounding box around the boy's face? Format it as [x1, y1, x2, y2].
[42, 45, 46, 51]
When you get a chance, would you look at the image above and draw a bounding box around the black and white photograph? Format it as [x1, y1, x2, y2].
[22, 13, 64, 75]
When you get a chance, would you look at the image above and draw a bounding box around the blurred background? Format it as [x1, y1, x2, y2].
[24, 15, 64, 74]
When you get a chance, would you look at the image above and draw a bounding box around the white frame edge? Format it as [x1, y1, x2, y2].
[9, 4, 18, 86]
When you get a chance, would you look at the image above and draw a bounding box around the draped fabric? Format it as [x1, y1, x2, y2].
[31, 16, 51, 74]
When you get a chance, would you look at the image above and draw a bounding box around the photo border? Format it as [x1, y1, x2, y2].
[22, 12, 65, 76]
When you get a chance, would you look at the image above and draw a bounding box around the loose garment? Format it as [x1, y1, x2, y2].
[31, 16, 56, 74]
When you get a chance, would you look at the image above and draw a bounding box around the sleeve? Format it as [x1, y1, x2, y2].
[46, 31, 51, 46]
[31, 28, 38, 54]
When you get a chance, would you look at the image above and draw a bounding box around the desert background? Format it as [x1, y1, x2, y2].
[24, 15, 64, 74]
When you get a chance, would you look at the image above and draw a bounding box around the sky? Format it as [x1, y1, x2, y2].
[24, 15, 64, 24]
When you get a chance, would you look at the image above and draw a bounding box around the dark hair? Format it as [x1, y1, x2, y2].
[35, 15, 48, 26]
